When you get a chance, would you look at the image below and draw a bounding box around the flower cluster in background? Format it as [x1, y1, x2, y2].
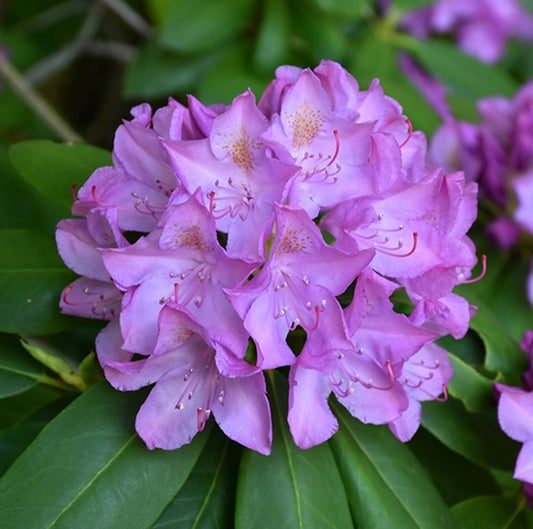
[399, 0, 533, 63]
[496, 331, 533, 506]
[56, 61, 480, 453]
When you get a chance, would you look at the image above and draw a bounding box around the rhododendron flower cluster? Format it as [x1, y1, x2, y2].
[399, 0, 533, 63]
[496, 331, 533, 505]
[56, 61, 480, 454]
[411, 76, 533, 305]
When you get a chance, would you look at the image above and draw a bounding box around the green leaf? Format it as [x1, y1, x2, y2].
[0, 383, 207, 529]
[292, 4, 348, 64]
[391, 0, 435, 11]
[421, 398, 518, 471]
[8, 140, 111, 211]
[252, 0, 290, 75]
[235, 372, 353, 529]
[439, 333, 494, 412]
[153, 427, 240, 529]
[331, 405, 457, 529]
[469, 304, 527, 380]
[197, 47, 270, 106]
[124, 41, 223, 99]
[447, 352, 494, 412]
[409, 39, 517, 100]
[0, 228, 76, 335]
[0, 385, 61, 430]
[409, 428, 499, 506]
[158, 0, 256, 54]
[0, 396, 73, 475]
[451, 495, 527, 529]
[309, 0, 371, 17]
[0, 334, 43, 398]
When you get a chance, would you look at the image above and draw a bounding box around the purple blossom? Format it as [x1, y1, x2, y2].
[56, 59, 480, 452]
[56, 208, 126, 320]
[228, 204, 374, 369]
[164, 90, 296, 261]
[98, 306, 272, 454]
[100, 192, 255, 358]
[288, 270, 448, 448]
[400, 0, 533, 63]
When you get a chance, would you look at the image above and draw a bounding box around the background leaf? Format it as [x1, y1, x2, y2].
[153, 427, 240, 529]
[331, 404, 457, 529]
[451, 495, 528, 529]
[157, 0, 256, 54]
[0, 334, 43, 397]
[421, 398, 519, 471]
[0, 228, 75, 334]
[409, 39, 517, 100]
[8, 140, 111, 212]
[0, 383, 207, 529]
[235, 373, 353, 529]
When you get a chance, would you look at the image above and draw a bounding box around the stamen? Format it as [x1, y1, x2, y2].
[399, 118, 413, 148]
[303, 129, 342, 182]
[197, 407, 211, 431]
[460, 254, 487, 284]
[374, 232, 418, 257]
[71, 183, 77, 201]
[385, 360, 396, 384]
[61, 284, 121, 318]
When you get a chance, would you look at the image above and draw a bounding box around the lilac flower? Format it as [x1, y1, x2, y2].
[260, 67, 375, 218]
[400, 0, 533, 63]
[496, 384, 533, 503]
[98, 305, 272, 454]
[100, 192, 256, 358]
[288, 270, 445, 448]
[388, 342, 453, 441]
[228, 204, 374, 369]
[164, 90, 296, 261]
[55, 59, 480, 453]
[56, 208, 126, 320]
[73, 103, 189, 232]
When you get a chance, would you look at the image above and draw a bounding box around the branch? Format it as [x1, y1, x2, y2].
[0, 56, 83, 143]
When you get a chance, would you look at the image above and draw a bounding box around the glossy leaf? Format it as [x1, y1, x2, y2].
[409, 428, 499, 506]
[0, 228, 76, 334]
[0, 334, 43, 398]
[8, 140, 111, 210]
[0, 383, 207, 529]
[235, 373, 353, 529]
[0, 385, 61, 430]
[451, 495, 527, 529]
[0, 396, 73, 475]
[421, 398, 519, 471]
[438, 332, 494, 413]
[331, 405, 457, 529]
[469, 304, 527, 380]
[153, 427, 240, 529]
[158, 0, 256, 53]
